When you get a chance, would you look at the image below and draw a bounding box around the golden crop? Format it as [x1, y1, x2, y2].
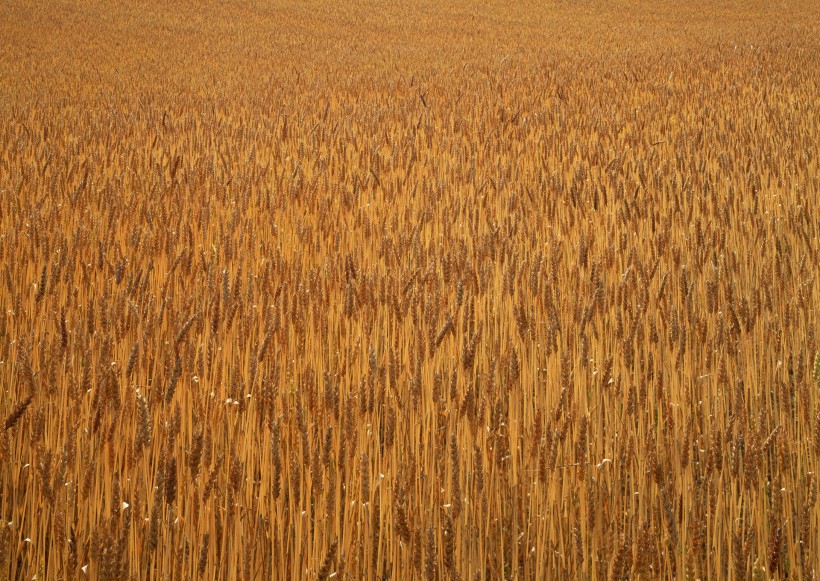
[1, 0, 818, 579]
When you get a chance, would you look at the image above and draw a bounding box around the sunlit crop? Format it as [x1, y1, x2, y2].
[1, 1, 818, 579]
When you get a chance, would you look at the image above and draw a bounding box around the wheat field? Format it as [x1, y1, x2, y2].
[1, 0, 819, 579]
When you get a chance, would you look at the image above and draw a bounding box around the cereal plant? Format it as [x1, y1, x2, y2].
[1, 0, 818, 579]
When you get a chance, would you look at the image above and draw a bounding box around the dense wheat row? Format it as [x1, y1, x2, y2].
[1, 1, 819, 580]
